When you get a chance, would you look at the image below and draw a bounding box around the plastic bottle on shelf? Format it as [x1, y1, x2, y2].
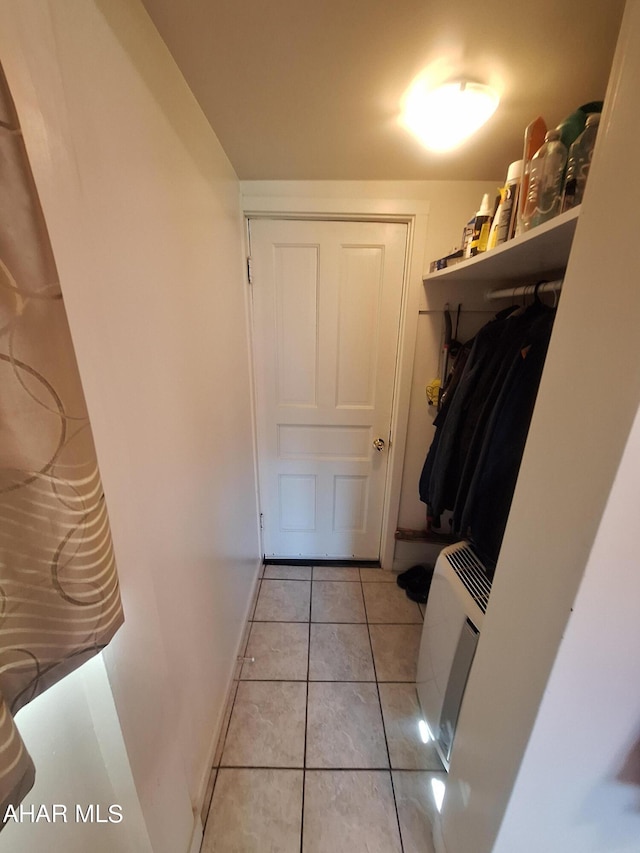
[466, 193, 494, 257]
[488, 159, 523, 249]
[520, 130, 568, 231]
[516, 116, 547, 235]
[556, 101, 603, 151]
[461, 213, 475, 258]
[562, 113, 600, 211]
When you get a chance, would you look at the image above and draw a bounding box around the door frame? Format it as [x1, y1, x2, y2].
[242, 189, 430, 569]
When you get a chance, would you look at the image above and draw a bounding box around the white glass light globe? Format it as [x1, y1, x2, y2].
[402, 80, 500, 152]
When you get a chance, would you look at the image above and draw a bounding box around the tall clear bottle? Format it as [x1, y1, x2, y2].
[562, 113, 600, 211]
[521, 129, 568, 231]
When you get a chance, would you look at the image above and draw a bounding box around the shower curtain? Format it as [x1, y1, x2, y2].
[0, 64, 123, 816]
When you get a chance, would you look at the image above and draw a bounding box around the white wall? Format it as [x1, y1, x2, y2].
[241, 179, 500, 568]
[0, 656, 151, 853]
[0, 2, 260, 851]
[397, 182, 501, 536]
[493, 398, 640, 853]
[441, 1, 640, 849]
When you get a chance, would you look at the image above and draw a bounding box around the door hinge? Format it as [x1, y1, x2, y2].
[247, 256, 253, 284]
[259, 512, 264, 530]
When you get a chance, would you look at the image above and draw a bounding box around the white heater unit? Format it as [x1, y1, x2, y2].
[416, 541, 492, 770]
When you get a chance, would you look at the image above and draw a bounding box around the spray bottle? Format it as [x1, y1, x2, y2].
[467, 193, 494, 257]
[487, 159, 523, 249]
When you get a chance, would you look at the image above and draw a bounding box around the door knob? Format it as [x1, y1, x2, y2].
[373, 438, 385, 452]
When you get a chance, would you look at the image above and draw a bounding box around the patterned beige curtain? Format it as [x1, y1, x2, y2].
[0, 65, 123, 815]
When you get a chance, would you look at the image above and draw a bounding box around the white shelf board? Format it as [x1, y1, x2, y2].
[424, 206, 580, 285]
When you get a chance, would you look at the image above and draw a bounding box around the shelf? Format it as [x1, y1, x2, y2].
[395, 527, 458, 545]
[424, 206, 580, 286]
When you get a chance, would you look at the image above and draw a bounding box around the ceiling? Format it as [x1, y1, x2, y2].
[141, 0, 625, 181]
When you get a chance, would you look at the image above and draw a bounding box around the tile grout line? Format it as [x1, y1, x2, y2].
[251, 619, 420, 625]
[299, 567, 314, 853]
[214, 667, 244, 770]
[262, 576, 312, 583]
[216, 570, 422, 846]
[237, 677, 417, 683]
[264, 561, 379, 568]
[214, 762, 442, 773]
[249, 576, 263, 620]
[262, 576, 394, 583]
[201, 770, 218, 836]
[362, 577, 406, 853]
[216, 764, 401, 771]
[262, 578, 398, 584]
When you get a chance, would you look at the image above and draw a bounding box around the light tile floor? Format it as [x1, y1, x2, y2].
[202, 565, 444, 853]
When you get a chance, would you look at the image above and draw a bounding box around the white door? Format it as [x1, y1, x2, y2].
[250, 218, 407, 559]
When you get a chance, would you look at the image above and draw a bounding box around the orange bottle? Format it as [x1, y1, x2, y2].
[516, 116, 547, 235]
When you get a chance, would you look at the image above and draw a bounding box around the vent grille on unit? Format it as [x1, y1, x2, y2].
[445, 544, 492, 614]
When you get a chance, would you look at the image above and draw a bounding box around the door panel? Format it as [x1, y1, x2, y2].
[336, 246, 382, 407]
[250, 218, 407, 559]
[274, 245, 318, 406]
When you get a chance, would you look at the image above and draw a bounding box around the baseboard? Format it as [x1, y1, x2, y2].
[392, 538, 443, 572]
[188, 814, 204, 853]
[432, 815, 449, 853]
[263, 558, 379, 567]
[192, 557, 263, 830]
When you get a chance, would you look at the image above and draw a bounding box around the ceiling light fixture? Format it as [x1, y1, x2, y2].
[401, 79, 500, 152]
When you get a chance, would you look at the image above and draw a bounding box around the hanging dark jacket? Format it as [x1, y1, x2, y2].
[458, 307, 555, 570]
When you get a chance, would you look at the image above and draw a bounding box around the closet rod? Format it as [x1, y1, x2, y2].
[485, 278, 563, 302]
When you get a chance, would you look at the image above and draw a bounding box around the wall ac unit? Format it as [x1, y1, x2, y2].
[416, 541, 492, 770]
